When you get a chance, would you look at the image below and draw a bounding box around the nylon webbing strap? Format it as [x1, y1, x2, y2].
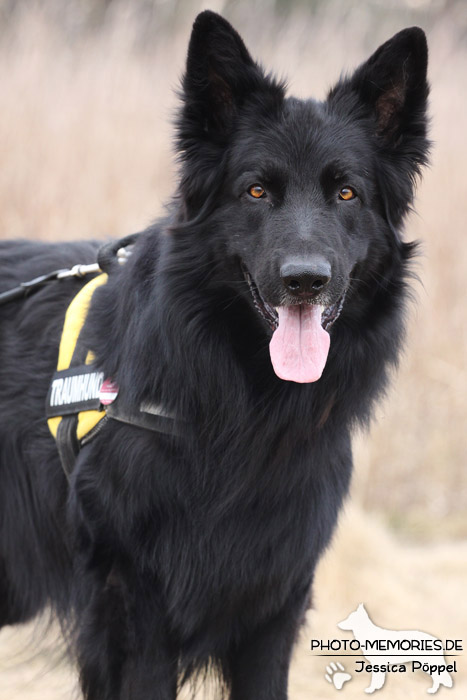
[106, 401, 181, 437]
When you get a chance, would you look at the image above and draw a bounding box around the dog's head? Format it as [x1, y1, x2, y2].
[338, 603, 370, 632]
[176, 12, 429, 383]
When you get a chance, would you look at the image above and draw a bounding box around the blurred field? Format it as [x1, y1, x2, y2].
[0, 0, 466, 697]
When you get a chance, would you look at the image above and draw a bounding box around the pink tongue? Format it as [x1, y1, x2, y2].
[269, 305, 330, 383]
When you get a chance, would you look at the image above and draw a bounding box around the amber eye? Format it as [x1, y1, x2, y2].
[339, 186, 356, 201]
[248, 184, 266, 199]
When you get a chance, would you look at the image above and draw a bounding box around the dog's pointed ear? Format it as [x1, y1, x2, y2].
[179, 11, 284, 143]
[177, 12, 284, 215]
[330, 28, 428, 144]
[328, 28, 429, 230]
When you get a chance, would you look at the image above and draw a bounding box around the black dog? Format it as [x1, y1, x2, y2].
[0, 11, 429, 700]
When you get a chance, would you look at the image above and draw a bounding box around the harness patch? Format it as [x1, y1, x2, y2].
[46, 365, 105, 417]
[99, 378, 119, 405]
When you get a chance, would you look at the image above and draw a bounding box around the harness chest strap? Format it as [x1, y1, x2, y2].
[47, 274, 108, 445]
[46, 274, 179, 478]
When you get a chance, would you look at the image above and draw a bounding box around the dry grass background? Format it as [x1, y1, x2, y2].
[0, 0, 466, 697]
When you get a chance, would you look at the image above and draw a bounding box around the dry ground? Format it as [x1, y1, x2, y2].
[0, 1, 466, 698]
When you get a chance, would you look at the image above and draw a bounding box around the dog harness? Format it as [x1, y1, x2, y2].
[45, 273, 179, 478]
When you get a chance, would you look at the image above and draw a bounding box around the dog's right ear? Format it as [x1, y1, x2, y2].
[179, 11, 283, 148]
[176, 12, 284, 215]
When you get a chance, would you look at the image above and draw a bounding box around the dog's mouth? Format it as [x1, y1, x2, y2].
[241, 264, 346, 332]
[241, 263, 346, 384]
[241, 265, 279, 331]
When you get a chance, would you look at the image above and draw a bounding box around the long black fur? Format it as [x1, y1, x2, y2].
[0, 12, 429, 700]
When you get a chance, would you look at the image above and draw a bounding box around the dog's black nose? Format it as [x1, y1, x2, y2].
[280, 257, 331, 297]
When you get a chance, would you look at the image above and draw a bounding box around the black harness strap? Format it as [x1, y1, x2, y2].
[106, 401, 181, 437]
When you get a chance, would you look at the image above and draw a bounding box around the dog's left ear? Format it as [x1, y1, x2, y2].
[329, 28, 429, 228]
[345, 28, 428, 143]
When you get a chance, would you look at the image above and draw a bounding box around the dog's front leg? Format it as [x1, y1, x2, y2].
[118, 635, 178, 700]
[228, 587, 310, 700]
[364, 668, 386, 694]
[77, 565, 177, 700]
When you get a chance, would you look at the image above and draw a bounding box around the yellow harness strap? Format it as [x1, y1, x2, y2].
[47, 273, 108, 443]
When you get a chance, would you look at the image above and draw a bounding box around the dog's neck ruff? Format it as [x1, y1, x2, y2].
[46, 274, 178, 479]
